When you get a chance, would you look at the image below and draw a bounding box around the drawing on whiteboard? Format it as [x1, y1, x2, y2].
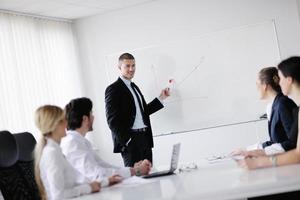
[177, 56, 204, 88]
[149, 56, 208, 104]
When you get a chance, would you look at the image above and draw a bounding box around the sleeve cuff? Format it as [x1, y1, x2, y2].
[264, 143, 285, 155]
[121, 167, 132, 179]
[113, 167, 132, 179]
[81, 184, 92, 195]
[101, 177, 110, 187]
[157, 97, 164, 105]
[246, 142, 263, 151]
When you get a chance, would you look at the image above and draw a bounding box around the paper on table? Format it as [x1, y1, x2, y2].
[112, 176, 156, 188]
[206, 154, 245, 164]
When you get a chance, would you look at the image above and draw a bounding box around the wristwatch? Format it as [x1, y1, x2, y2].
[135, 167, 141, 176]
[270, 155, 277, 167]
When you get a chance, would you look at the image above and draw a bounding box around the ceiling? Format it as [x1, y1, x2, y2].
[0, 0, 156, 20]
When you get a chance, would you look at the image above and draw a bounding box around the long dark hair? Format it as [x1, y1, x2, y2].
[278, 56, 300, 84]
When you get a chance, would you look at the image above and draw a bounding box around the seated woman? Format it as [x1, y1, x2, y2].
[232, 66, 297, 156]
[238, 56, 300, 169]
[34, 105, 101, 200]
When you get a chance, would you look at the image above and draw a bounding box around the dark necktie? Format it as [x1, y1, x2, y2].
[130, 82, 144, 112]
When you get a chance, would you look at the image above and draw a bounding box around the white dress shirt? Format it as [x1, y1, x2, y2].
[120, 76, 147, 129]
[40, 138, 91, 200]
[266, 99, 274, 121]
[60, 130, 131, 187]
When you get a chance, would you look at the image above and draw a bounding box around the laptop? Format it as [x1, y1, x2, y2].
[142, 143, 181, 178]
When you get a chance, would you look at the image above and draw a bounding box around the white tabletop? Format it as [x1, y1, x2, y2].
[71, 160, 300, 200]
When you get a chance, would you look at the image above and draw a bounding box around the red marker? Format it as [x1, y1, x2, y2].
[167, 78, 175, 94]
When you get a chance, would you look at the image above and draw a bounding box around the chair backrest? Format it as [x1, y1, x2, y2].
[0, 131, 39, 200]
[14, 132, 36, 162]
[14, 132, 40, 200]
[0, 131, 18, 168]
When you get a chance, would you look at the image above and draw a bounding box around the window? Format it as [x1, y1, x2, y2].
[0, 12, 84, 138]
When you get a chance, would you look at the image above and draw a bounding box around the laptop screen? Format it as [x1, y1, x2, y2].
[170, 143, 181, 172]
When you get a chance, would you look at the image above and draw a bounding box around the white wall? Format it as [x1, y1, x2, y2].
[73, 0, 300, 166]
[298, 0, 300, 21]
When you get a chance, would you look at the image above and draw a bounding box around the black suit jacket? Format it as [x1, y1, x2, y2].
[262, 93, 297, 150]
[105, 78, 164, 153]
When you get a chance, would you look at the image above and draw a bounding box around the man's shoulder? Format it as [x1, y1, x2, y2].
[61, 133, 83, 150]
[108, 78, 123, 88]
[105, 78, 124, 94]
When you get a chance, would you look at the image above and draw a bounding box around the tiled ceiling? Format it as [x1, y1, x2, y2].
[0, 0, 156, 20]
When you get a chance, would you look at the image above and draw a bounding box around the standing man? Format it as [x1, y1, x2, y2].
[105, 53, 170, 167]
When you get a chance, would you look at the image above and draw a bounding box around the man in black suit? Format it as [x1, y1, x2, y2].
[105, 53, 170, 167]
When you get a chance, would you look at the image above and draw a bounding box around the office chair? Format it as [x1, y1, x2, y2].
[14, 132, 36, 162]
[0, 131, 39, 200]
[14, 132, 40, 200]
[0, 130, 18, 168]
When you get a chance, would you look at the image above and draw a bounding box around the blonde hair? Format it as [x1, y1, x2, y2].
[34, 105, 64, 200]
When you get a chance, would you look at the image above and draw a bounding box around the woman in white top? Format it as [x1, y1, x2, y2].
[34, 105, 101, 200]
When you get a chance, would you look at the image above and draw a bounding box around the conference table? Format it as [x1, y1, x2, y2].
[71, 159, 300, 200]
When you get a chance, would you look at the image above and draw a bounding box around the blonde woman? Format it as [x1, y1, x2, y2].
[34, 105, 100, 200]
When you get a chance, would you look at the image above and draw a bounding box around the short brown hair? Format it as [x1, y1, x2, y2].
[119, 53, 134, 61]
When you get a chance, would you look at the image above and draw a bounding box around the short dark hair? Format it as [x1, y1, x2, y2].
[258, 67, 281, 93]
[119, 53, 135, 61]
[65, 97, 93, 130]
[278, 56, 300, 84]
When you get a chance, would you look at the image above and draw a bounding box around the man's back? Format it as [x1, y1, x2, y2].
[61, 130, 131, 185]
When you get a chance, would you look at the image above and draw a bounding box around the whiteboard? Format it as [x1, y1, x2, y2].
[105, 21, 280, 135]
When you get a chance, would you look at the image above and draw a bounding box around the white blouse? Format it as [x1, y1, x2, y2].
[60, 130, 131, 187]
[266, 97, 275, 121]
[40, 138, 91, 200]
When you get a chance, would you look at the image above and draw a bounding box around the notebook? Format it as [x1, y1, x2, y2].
[142, 143, 181, 179]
